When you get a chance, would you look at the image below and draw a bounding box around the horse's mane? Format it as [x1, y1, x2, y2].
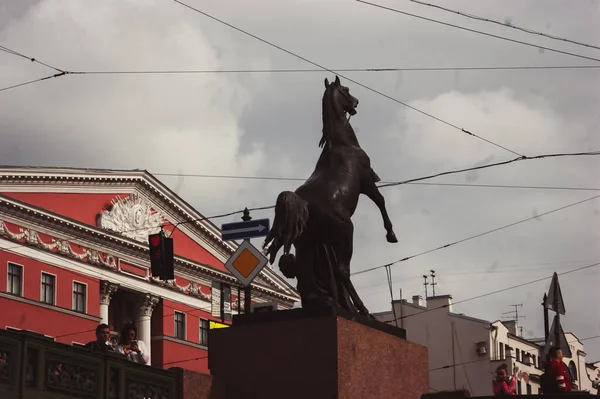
[319, 87, 335, 148]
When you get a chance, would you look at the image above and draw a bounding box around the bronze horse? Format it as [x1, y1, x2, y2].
[263, 76, 398, 316]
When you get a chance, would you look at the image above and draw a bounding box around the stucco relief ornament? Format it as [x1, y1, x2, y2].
[97, 195, 166, 243]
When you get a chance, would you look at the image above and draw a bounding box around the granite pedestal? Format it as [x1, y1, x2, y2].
[208, 307, 428, 399]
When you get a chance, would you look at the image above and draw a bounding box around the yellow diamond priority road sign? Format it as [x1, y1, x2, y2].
[224, 240, 268, 287]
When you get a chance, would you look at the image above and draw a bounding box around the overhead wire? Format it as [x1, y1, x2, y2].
[150, 150, 600, 193]
[152, 171, 600, 192]
[172, 0, 523, 157]
[0, 44, 65, 73]
[68, 64, 600, 75]
[355, 1, 600, 64]
[429, 334, 600, 372]
[0, 44, 69, 93]
[453, 327, 474, 393]
[2, 151, 599, 262]
[356, 258, 600, 295]
[0, 72, 68, 93]
[377, 151, 600, 188]
[352, 193, 600, 276]
[400, 0, 600, 50]
[144, 150, 600, 235]
[161, 355, 208, 367]
[403, 0, 600, 52]
[383, 261, 600, 324]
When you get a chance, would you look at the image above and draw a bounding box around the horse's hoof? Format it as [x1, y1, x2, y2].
[386, 233, 398, 243]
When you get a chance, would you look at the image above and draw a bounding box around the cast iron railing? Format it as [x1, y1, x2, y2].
[0, 327, 182, 399]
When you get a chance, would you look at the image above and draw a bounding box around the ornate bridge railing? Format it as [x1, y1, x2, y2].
[0, 327, 182, 399]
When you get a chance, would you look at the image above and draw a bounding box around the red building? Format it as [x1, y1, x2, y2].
[0, 167, 299, 374]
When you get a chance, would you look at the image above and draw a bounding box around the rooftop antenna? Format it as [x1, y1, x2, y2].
[502, 303, 525, 335]
[423, 275, 429, 298]
[430, 270, 437, 297]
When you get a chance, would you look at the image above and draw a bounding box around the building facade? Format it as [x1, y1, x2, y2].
[0, 167, 299, 374]
[375, 294, 599, 396]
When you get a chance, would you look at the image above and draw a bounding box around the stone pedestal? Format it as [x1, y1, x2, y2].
[208, 308, 428, 399]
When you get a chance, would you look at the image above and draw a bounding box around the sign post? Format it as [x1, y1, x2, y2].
[221, 208, 270, 316]
[245, 282, 252, 315]
[542, 272, 569, 358]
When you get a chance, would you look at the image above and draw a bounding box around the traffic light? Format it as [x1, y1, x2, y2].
[148, 231, 174, 280]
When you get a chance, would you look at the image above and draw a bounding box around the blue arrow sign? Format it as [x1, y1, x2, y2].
[221, 218, 271, 241]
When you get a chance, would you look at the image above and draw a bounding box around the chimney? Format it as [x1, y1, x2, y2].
[412, 295, 424, 307]
[426, 294, 453, 312]
[504, 320, 519, 336]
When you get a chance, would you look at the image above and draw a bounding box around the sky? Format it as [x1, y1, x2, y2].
[1, 0, 599, 360]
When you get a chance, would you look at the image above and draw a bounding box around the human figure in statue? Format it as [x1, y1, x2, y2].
[264, 76, 398, 317]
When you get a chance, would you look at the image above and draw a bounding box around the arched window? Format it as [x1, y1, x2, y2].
[568, 361, 578, 382]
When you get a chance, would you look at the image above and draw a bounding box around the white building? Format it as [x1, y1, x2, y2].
[374, 294, 599, 396]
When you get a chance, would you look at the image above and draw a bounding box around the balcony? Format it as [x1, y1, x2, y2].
[0, 327, 182, 399]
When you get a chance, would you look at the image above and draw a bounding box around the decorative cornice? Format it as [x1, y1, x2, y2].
[0, 219, 297, 309]
[0, 220, 117, 270]
[0, 211, 299, 305]
[149, 278, 212, 301]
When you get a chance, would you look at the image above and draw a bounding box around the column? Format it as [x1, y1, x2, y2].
[139, 293, 159, 365]
[99, 280, 119, 325]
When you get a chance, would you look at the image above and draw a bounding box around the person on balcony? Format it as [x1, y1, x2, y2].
[84, 323, 114, 352]
[116, 323, 149, 365]
[545, 346, 572, 393]
[492, 363, 517, 395]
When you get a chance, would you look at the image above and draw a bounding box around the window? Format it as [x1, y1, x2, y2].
[199, 319, 209, 346]
[499, 343, 505, 360]
[7, 263, 23, 296]
[174, 312, 186, 340]
[515, 348, 520, 362]
[517, 380, 522, 395]
[532, 355, 537, 368]
[40, 273, 55, 305]
[72, 282, 87, 313]
[569, 361, 578, 382]
[526, 384, 532, 394]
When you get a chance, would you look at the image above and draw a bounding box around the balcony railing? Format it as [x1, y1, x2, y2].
[0, 327, 182, 399]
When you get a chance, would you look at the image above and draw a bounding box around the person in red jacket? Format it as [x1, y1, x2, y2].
[546, 346, 572, 392]
[492, 363, 517, 395]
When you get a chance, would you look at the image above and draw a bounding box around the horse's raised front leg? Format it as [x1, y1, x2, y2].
[362, 171, 398, 243]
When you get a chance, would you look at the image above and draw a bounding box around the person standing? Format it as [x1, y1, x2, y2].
[546, 346, 572, 393]
[492, 363, 517, 395]
[84, 323, 114, 352]
[116, 323, 149, 365]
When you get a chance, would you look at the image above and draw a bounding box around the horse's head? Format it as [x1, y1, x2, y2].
[324, 76, 359, 119]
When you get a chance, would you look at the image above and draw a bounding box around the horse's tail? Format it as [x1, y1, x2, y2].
[263, 191, 309, 279]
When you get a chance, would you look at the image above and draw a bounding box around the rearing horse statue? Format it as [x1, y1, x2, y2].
[263, 76, 398, 316]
